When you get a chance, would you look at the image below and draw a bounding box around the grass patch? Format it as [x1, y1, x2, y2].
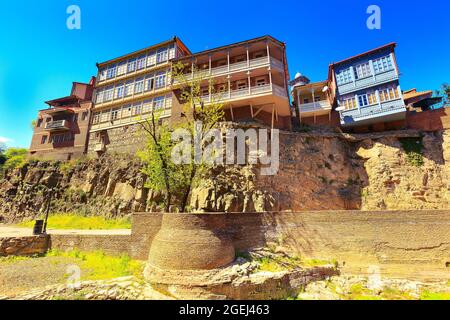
[18, 214, 131, 230]
[399, 137, 424, 167]
[46, 249, 143, 281]
[420, 291, 450, 300]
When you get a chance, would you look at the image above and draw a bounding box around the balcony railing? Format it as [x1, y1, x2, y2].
[340, 98, 406, 125]
[338, 69, 398, 95]
[199, 84, 287, 103]
[298, 100, 332, 114]
[44, 120, 70, 131]
[178, 56, 283, 82]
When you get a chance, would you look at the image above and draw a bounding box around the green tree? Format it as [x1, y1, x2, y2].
[2, 148, 28, 172]
[137, 61, 224, 212]
[0, 143, 7, 167]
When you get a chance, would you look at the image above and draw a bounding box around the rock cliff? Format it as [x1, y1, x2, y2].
[0, 128, 449, 223]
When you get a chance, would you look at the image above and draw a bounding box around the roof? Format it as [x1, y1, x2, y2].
[403, 89, 433, 101]
[328, 42, 397, 79]
[173, 35, 285, 61]
[45, 95, 80, 107]
[96, 36, 191, 68]
[291, 80, 329, 93]
[411, 97, 443, 109]
[39, 106, 75, 114]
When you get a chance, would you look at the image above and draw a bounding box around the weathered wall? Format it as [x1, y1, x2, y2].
[49, 233, 131, 256]
[131, 211, 450, 280]
[0, 235, 49, 256]
[406, 107, 450, 131]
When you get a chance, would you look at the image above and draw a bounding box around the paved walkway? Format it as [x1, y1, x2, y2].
[0, 225, 131, 237]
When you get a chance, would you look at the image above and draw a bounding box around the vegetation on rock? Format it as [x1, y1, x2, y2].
[399, 137, 424, 167]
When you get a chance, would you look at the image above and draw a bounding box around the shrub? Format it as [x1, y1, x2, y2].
[1, 148, 28, 172]
[399, 137, 424, 167]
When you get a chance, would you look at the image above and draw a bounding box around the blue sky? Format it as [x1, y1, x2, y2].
[0, 0, 449, 148]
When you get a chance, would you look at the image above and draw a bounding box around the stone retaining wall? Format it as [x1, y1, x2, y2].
[0, 235, 49, 256]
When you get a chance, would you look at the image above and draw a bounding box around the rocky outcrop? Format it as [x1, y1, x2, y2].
[0, 128, 449, 223]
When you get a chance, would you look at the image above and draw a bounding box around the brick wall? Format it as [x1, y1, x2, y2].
[130, 211, 450, 279]
[49, 233, 131, 256]
[406, 107, 450, 131]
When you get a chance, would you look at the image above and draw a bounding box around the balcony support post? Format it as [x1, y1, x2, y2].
[311, 89, 316, 110]
[248, 72, 251, 95]
[208, 54, 212, 75]
[355, 94, 361, 114]
[297, 90, 302, 124]
[268, 69, 273, 91]
[250, 103, 254, 118]
[229, 104, 234, 121]
[227, 77, 231, 99]
[227, 50, 230, 73]
[271, 104, 275, 132]
[266, 41, 270, 64]
[246, 45, 250, 68]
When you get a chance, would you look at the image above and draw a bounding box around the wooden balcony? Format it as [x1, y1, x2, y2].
[340, 98, 406, 127]
[44, 120, 70, 131]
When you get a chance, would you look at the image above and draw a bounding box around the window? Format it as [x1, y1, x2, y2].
[354, 62, 371, 79]
[372, 55, 393, 74]
[314, 96, 321, 102]
[303, 98, 309, 104]
[336, 68, 353, 85]
[235, 56, 246, 63]
[122, 104, 131, 118]
[165, 94, 172, 109]
[379, 86, 399, 102]
[98, 69, 107, 81]
[358, 94, 369, 107]
[132, 103, 142, 116]
[127, 59, 137, 73]
[110, 108, 121, 121]
[81, 112, 88, 121]
[37, 118, 43, 127]
[142, 100, 152, 113]
[137, 55, 146, 70]
[41, 135, 47, 144]
[168, 45, 176, 60]
[92, 112, 100, 124]
[256, 78, 266, 86]
[153, 96, 165, 110]
[103, 86, 114, 101]
[117, 62, 127, 76]
[95, 89, 104, 103]
[106, 65, 117, 79]
[155, 72, 166, 89]
[156, 47, 168, 63]
[147, 51, 156, 66]
[125, 81, 134, 96]
[144, 75, 154, 91]
[341, 96, 357, 110]
[201, 88, 209, 97]
[134, 78, 144, 94]
[237, 80, 247, 90]
[115, 84, 124, 99]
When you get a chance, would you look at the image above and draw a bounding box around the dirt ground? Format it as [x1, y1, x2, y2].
[0, 256, 82, 296]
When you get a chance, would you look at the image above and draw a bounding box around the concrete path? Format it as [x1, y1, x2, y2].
[0, 225, 131, 237]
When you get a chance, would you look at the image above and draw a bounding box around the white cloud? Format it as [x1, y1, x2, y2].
[0, 136, 12, 144]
